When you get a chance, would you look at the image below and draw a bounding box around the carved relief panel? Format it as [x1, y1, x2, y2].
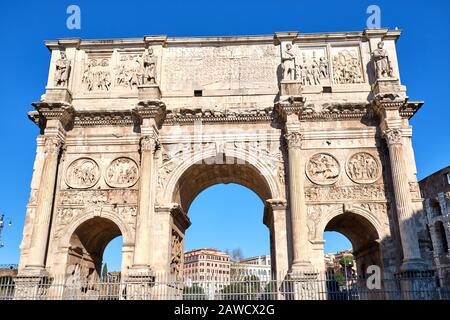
[82, 55, 113, 92]
[170, 231, 183, 277]
[296, 48, 330, 86]
[330, 47, 364, 85]
[346, 152, 381, 184]
[105, 157, 139, 188]
[306, 153, 340, 185]
[65, 158, 100, 189]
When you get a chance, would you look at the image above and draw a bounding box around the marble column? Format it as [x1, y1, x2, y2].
[132, 132, 158, 269]
[383, 128, 423, 270]
[284, 132, 311, 270]
[26, 136, 63, 271]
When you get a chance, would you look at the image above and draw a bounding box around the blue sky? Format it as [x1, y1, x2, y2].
[0, 1, 449, 271]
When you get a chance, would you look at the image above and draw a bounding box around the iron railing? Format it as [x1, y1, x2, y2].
[0, 270, 448, 300]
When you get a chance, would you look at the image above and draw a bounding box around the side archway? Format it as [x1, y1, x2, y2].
[318, 206, 384, 276]
[60, 210, 134, 279]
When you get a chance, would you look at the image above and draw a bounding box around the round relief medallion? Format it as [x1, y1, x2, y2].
[65, 158, 100, 189]
[346, 152, 381, 184]
[306, 153, 340, 185]
[105, 157, 139, 188]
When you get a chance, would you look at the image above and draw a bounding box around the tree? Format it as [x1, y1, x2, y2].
[231, 248, 244, 261]
[101, 263, 108, 281]
[183, 284, 206, 300]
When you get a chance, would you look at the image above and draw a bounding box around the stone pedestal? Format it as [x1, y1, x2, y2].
[124, 272, 155, 300]
[280, 80, 302, 97]
[138, 84, 161, 101]
[396, 270, 437, 300]
[43, 87, 73, 104]
[291, 271, 321, 300]
[13, 271, 51, 300]
[372, 78, 403, 100]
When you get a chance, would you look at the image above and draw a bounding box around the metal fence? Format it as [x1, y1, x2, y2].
[1, 270, 449, 300]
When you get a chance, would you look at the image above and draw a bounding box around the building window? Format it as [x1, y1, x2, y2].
[446, 173, 450, 185]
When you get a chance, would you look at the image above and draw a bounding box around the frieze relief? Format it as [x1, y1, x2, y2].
[346, 152, 381, 184]
[58, 189, 138, 207]
[306, 153, 340, 185]
[105, 157, 139, 188]
[114, 54, 143, 89]
[296, 48, 330, 86]
[65, 158, 100, 189]
[82, 58, 112, 92]
[53, 189, 138, 241]
[305, 184, 387, 202]
[170, 232, 183, 277]
[331, 47, 364, 85]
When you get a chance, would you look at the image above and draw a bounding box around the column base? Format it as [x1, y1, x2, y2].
[396, 269, 437, 300]
[291, 261, 315, 275]
[14, 270, 51, 300]
[400, 258, 428, 272]
[124, 266, 155, 300]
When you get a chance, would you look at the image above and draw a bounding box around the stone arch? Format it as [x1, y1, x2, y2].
[162, 146, 282, 211]
[61, 210, 133, 278]
[319, 205, 384, 276]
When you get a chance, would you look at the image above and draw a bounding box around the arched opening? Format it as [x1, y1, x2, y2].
[324, 212, 381, 278]
[67, 217, 123, 281]
[172, 156, 276, 296]
[172, 156, 272, 212]
[435, 221, 449, 255]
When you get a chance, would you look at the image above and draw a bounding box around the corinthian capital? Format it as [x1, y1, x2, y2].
[383, 128, 403, 145]
[140, 133, 159, 153]
[44, 136, 63, 156]
[284, 132, 303, 149]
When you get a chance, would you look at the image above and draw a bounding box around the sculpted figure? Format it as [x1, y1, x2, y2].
[143, 48, 157, 84]
[319, 57, 329, 78]
[55, 51, 71, 87]
[371, 41, 394, 79]
[282, 43, 296, 80]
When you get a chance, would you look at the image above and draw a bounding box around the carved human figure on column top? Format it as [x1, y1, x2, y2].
[371, 41, 394, 79]
[143, 48, 157, 85]
[282, 43, 296, 81]
[55, 51, 71, 87]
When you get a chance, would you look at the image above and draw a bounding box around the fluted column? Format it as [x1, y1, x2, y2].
[133, 132, 158, 269]
[26, 136, 63, 271]
[383, 128, 423, 269]
[285, 132, 311, 270]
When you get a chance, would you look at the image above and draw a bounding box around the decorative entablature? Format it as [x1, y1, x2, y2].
[162, 107, 274, 126]
[28, 101, 75, 132]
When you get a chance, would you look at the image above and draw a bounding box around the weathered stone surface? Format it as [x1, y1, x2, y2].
[18, 29, 431, 296]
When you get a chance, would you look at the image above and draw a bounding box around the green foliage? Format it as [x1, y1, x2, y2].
[334, 272, 346, 286]
[220, 275, 261, 300]
[339, 255, 354, 267]
[101, 263, 108, 281]
[183, 284, 206, 300]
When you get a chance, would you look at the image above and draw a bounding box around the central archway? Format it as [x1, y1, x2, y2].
[165, 153, 288, 279]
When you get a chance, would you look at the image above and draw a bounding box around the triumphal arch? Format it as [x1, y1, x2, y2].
[18, 29, 433, 293]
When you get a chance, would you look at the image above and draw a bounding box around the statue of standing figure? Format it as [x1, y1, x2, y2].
[142, 47, 157, 84]
[371, 41, 394, 79]
[55, 51, 71, 87]
[282, 43, 296, 81]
